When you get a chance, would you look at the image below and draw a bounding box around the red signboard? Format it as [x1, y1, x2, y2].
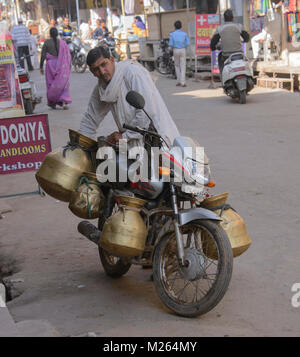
[0, 114, 51, 175]
[195, 14, 220, 56]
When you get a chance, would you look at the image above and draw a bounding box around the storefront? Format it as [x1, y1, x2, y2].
[246, 0, 300, 91]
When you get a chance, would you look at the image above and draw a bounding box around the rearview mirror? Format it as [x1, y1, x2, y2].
[126, 91, 145, 110]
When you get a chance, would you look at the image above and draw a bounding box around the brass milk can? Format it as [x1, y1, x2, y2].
[35, 130, 97, 202]
[201, 193, 252, 259]
[100, 196, 147, 257]
[68, 172, 105, 219]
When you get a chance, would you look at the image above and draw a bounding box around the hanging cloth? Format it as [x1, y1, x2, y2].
[287, 14, 293, 42]
[254, 0, 261, 12]
[297, 0, 300, 11]
[262, 0, 269, 15]
[289, 0, 297, 12]
[294, 13, 299, 41]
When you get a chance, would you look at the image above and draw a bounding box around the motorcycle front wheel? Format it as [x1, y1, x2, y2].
[74, 53, 87, 73]
[153, 219, 233, 317]
[155, 57, 170, 75]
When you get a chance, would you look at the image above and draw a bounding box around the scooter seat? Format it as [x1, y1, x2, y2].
[230, 53, 244, 62]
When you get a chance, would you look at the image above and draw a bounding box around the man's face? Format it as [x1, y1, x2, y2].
[64, 18, 69, 26]
[50, 19, 55, 26]
[89, 55, 115, 84]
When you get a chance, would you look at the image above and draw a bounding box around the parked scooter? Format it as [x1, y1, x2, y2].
[221, 52, 254, 104]
[68, 35, 88, 73]
[17, 59, 42, 114]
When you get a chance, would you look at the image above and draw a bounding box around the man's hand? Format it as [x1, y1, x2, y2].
[40, 69, 44, 75]
[107, 131, 122, 146]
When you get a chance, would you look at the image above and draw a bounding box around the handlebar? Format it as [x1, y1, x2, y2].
[123, 124, 161, 138]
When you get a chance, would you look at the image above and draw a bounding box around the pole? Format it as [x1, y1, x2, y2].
[186, 0, 191, 71]
[76, 0, 80, 35]
[121, 0, 125, 16]
[159, 0, 162, 40]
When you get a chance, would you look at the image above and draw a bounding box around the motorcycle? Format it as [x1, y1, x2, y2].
[155, 39, 176, 78]
[78, 90, 234, 317]
[67, 36, 88, 73]
[89, 35, 120, 62]
[17, 61, 42, 115]
[221, 51, 254, 104]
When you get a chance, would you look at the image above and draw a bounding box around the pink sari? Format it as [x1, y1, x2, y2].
[46, 39, 72, 106]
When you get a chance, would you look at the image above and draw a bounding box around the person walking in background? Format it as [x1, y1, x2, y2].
[169, 20, 190, 87]
[111, 9, 121, 37]
[49, 19, 57, 29]
[29, 29, 39, 69]
[80, 19, 92, 41]
[40, 27, 72, 110]
[11, 19, 34, 71]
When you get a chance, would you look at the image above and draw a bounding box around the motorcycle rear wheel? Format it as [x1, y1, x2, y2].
[239, 90, 247, 104]
[98, 248, 132, 278]
[97, 205, 132, 278]
[153, 219, 233, 317]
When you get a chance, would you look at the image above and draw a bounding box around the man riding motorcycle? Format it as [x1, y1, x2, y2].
[59, 17, 73, 43]
[79, 46, 180, 152]
[210, 9, 249, 75]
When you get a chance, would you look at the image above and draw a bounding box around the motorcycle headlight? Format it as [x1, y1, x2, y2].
[184, 158, 211, 186]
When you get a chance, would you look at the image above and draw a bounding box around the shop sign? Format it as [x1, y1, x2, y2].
[195, 14, 220, 56]
[0, 31, 25, 118]
[0, 114, 51, 175]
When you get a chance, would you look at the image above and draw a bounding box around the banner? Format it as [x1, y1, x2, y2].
[0, 29, 25, 118]
[0, 114, 51, 175]
[195, 14, 220, 56]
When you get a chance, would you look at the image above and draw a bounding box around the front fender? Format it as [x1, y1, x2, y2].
[178, 207, 222, 226]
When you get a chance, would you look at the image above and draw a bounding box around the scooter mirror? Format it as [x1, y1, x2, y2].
[126, 91, 145, 110]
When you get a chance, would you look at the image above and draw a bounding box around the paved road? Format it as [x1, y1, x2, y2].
[1, 67, 300, 337]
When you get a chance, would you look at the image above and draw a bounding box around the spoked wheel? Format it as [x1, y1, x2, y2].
[74, 54, 87, 73]
[153, 219, 233, 317]
[155, 57, 170, 75]
[239, 90, 246, 104]
[97, 204, 132, 278]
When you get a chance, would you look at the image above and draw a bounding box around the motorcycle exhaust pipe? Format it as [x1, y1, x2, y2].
[77, 221, 101, 245]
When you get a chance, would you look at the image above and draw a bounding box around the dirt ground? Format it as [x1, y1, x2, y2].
[1, 68, 300, 337]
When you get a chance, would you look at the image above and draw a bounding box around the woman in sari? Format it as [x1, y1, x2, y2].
[40, 27, 71, 109]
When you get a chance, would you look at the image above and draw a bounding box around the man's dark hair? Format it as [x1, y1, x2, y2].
[174, 20, 182, 30]
[87, 46, 110, 66]
[224, 9, 233, 22]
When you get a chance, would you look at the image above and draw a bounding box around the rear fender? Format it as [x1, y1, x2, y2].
[234, 76, 247, 91]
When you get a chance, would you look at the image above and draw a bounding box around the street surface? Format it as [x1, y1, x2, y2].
[0, 66, 300, 337]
